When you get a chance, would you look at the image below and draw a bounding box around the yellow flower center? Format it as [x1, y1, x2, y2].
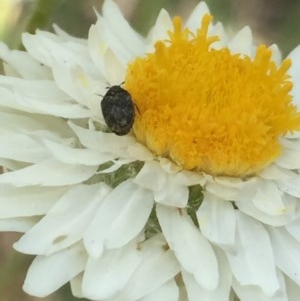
[124, 15, 300, 177]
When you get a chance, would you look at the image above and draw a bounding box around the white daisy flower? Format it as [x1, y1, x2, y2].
[1, 1, 300, 300]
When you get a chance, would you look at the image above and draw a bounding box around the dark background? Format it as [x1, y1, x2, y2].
[1, 0, 300, 57]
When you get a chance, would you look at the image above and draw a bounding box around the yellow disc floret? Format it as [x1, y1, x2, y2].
[124, 15, 300, 177]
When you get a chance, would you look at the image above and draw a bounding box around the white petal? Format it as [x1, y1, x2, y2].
[103, 47, 127, 84]
[51, 62, 102, 107]
[0, 158, 21, 171]
[236, 180, 298, 226]
[281, 137, 300, 151]
[14, 184, 109, 255]
[205, 179, 239, 201]
[139, 279, 179, 301]
[214, 175, 254, 189]
[15, 90, 90, 118]
[0, 76, 61, 102]
[134, 161, 167, 191]
[23, 243, 87, 297]
[82, 241, 143, 300]
[275, 148, 300, 169]
[2, 61, 18, 77]
[269, 44, 282, 66]
[102, 0, 145, 58]
[0, 217, 39, 232]
[0, 76, 89, 118]
[53, 24, 87, 44]
[268, 227, 300, 286]
[0, 185, 67, 218]
[84, 180, 153, 257]
[68, 121, 135, 156]
[0, 158, 98, 187]
[147, 9, 172, 50]
[285, 219, 300, 241]
[154, 178, 189, 208]
[23, 30, 97, 72]
[88, 22, 107, 75]
[157, 205, 219, 290]
[21, 31, 64, 66]
[228, 26, 253, 56]
[277, 175, 300, 198]
[127, 142, 154, 161]
[285, 276, 300, 301]
[172, 169, 206, 186]
[0, 133, 48, 163]
[248, 180, 286, 216]
[259, 164, 295, 180]
[0, 110, 72, 137]
[99, 159, 132, 173]
[287, 45, 300, 107]
[182, 249, 231, 301]
[285, 130, 300, 138]
[232, 270, 288, 301]
[197, 192, 236, 249]
[92, 16, 132, 66]
[70, 273, 84, 298]
[210, 22, 227, 49]
[225, 212, 280, 295]
[43, 139, 111, 165]
[159, 158, 183, 174]
[185, 2, 210, 32]
[236, 196, 296, 227]
[108, 234, 180, 301]
[0, 42, 51, 79]
[0, 86, 21, 110]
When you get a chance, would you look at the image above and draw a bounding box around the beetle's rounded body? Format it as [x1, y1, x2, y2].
[101, 85, 135, 136]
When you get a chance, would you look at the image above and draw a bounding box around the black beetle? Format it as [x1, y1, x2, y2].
[101, 85, 135, 136]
